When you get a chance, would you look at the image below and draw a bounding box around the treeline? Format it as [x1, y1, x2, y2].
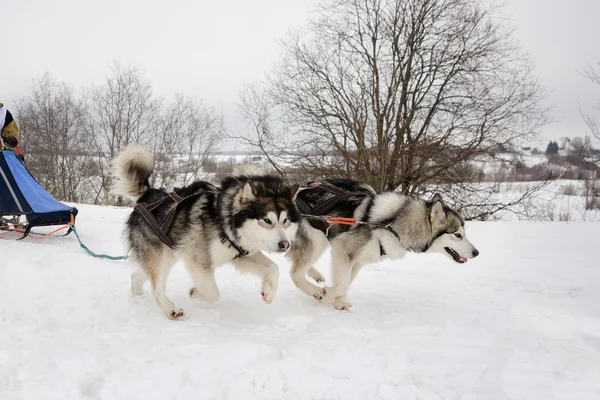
[17, 63, 224, 204]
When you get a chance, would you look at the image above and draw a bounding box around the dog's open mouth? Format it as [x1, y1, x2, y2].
[444, 247, 467, 263]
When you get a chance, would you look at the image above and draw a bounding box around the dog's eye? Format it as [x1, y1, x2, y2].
[263, 218, 272, 225]
[454, 233, 462, 239]
[283, 218, 288, 224]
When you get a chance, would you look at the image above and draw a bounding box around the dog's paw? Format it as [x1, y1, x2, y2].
[261, 290, 275, 304]
[333, 298, 352, 311]
[311, 287, 326, 301]
[308, 267, 326, 284]
[166, 307, 185, 320]
[261, 280, 277, 304]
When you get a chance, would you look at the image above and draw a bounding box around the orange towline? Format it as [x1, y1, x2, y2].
[326, 216, 357, 225]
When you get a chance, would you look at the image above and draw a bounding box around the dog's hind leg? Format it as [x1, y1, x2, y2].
[144, 249, 183, 319]
[233, 252, 279, 304]
[131, 267, 148, 297]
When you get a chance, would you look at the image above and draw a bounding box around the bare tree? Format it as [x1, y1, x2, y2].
[151, 94, 224, 188]
[581, 64, 600, 170]
[237, 0, 549, 219]
[17, 73, 91, 202]
[13, 63, 224, 206]
[82, 62, 159, 203]
[236, 85, 292, 180]
[582, 63, 600, 145]
[579, 66, 600, 209]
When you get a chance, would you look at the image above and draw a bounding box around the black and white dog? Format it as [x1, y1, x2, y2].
[111, 146, 300, 319]
[288, 179, 479, 310]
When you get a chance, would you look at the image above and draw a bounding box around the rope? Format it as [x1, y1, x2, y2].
[70, 225, 129, 261]
[1, 219, 128, 261]
[0, 223, 69, 239]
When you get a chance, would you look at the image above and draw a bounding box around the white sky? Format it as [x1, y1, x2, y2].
[2, 0, 599, 149]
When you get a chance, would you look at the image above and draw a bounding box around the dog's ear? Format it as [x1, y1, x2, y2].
[430, 194, 447, 229]
[289, 183, 300, 202]
[430, 193, 444, 205]
[241, 180, 258, 203]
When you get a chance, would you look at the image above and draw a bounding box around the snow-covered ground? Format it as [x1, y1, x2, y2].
[1, 205, 599, 399]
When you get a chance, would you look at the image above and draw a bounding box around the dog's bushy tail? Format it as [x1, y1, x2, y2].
[110, 145, 154, 202]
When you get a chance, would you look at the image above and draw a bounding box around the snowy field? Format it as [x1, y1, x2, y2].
[448, 180, 600, 222]
[1, 204, 600, 400]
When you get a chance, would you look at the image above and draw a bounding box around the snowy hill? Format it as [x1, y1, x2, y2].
[1, 204, 599, 399]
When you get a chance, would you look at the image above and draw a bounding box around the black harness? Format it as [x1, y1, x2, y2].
[134, 192, 248, 258]
[295, 182, 400, 256]
[295, 182, 370, 231]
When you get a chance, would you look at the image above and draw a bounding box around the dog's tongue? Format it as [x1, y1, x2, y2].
[460, 255, 468, 263]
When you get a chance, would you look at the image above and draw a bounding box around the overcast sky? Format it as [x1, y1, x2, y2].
[2, 0, 599, 149]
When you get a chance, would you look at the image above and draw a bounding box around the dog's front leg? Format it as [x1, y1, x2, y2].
[232, 252, 279, 303]
[324, 238, 354, 310]
[329, 262, 367, 310]
[184, 253, 221, 303]
[327, 268, 354, 310]
[325, 238, 378, 310]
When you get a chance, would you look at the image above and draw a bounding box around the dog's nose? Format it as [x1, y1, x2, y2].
[472, 249, 480, 258]
[278, 241, 290, 251]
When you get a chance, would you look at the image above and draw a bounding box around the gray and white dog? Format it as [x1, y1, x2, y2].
[288, 178, 479, 310]
[111, 146, 300, 319]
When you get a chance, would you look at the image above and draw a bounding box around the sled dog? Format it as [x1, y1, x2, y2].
[288, 179, 479, 310]
[111, 146, 300, 319]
